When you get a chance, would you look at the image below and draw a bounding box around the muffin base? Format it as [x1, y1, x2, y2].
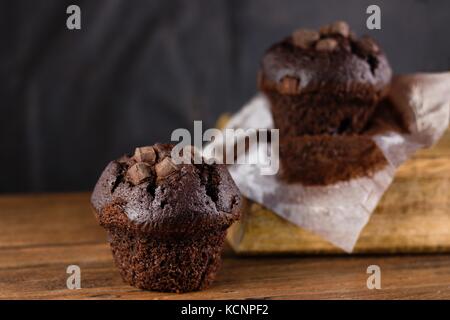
[107, 226, 226, 293]
[266, 88, 380, 136]
[279, 135, 388, 185]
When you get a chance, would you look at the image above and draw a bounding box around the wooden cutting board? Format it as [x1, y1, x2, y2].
[227, 128, 450, 255]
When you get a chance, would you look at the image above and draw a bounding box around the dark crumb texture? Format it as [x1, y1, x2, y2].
[91, 143, 241, 292]
[279, 135, 388, 185]
[105, 206, 225, 293]
[268, 88, 378, 137]
[276, 99, 406, 185]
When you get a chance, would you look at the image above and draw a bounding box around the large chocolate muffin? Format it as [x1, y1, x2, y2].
[91, 144, 241, 293]
[259, 21, 392, 136]
[257, 21, 394, 185]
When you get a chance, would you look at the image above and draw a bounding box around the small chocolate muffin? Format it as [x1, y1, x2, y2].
[259, 21, 392, 136]
[91, 144, 241, 293]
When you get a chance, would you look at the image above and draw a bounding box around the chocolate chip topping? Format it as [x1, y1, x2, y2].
[291, 29, 320, 49]
[258, 21, 392, 94]
[155, 157, 178, 179]
[133, 146, 156, 164]
[320, 21, 350, 38]
[126, 162, 152, 185]
[153, 143, 173, 160]
[315, 38, 338, 52]
[124, 144, 180, 186]
[357, 36, 380, 54]
[329, 21, 350, 37]
[319, 24, 331, 36]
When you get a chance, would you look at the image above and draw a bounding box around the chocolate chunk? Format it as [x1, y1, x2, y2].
[357, 36, 380, 54]
[291, 29, 320, 49]
[277, 76, 299, 95]
[155, 157, 178, 179]
[126, 162, 152, 185]
[319, 24, 331, 36]
[153, 144, 173, 160]
[329, 21, 350, 37]
[315, 38, 338, 52]
[134, 146, 156, 164]
[117, 155, 136, 167]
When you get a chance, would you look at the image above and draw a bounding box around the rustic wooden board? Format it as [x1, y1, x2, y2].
[228, 129, 450, 254]
[1, 193, 450, 299]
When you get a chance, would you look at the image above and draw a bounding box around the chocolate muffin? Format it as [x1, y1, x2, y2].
[257, 21, 393, 185]
[91, 144, 241, 293]
[259, 21, 392, 136]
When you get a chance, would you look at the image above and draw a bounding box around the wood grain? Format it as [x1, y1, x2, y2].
[227, 129, 450, 255]
[0, 193, 450, 299]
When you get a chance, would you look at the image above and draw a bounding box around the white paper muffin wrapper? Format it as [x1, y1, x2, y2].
[206, 72, 450, 252]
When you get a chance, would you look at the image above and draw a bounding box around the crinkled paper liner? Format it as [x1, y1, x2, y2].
[208, 72, 450, 252]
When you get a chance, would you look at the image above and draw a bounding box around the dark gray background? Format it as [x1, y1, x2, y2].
[1, 0, 449, 193]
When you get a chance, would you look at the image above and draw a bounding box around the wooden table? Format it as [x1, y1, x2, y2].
[1, 192, 449, 300]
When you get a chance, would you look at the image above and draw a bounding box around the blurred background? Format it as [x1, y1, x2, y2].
[1, 0, 449, 193]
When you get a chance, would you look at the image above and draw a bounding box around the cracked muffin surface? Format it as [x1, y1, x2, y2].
[91, 143, 241, 292]
[91, 143, 241, 235]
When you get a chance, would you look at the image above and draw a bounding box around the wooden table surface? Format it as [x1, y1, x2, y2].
[1, 192, 449, 300]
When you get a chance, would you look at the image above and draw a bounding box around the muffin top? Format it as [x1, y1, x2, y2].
[258, 21, 392, 95]
[91, 144, 241, 236]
